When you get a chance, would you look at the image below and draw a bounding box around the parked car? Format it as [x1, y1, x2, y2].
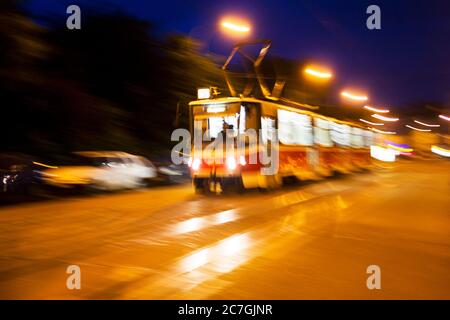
[41, 151, 158, 191]
[0, 153, 48, 196]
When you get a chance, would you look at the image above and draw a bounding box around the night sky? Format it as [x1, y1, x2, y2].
[25, 0, 450, 108]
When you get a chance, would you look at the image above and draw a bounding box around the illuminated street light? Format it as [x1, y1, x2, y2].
[370, 127, 396, 134]
[413, 120, 440, 128]
[405, 125, 431, 132]
[304, 67, 333, 79]
[371, 114, 399, 122]
[439, 114, 450, 121]
[359, 118, 384, 126]
[220, 18, 251, 35]
[363, 105, 389, 113]
[341, 91, 368, 102]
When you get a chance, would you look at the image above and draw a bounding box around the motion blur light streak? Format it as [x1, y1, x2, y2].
[431, 145, 450, 157]
[370, 146, 396, 162]
[387, 143, 413, 153]
[32, 161, 58, 169]
[359, 118, 384, 126]
[405, 125, 431, 132]
[370, 127, 396, 134]
[439, 114, 450, 121]
[341, 91, 368, 101]
[363, 106, 390, 113]
[414, 120, 440, 127]
[371, 114, 399, 122]
[304, 67, 333, 79]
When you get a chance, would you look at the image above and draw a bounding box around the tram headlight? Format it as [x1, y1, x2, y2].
[226, 157, 237, 170]
[192, 158, 201, 171]
[239, 155, 246, 166]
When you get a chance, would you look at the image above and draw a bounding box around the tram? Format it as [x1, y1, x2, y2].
[187, 41, 376, 193]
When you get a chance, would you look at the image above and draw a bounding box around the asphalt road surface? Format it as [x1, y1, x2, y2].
[1, 160, 449, 299]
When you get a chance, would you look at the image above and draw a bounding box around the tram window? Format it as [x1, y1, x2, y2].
[330, 122, 351, 146]
[261, 116, 277, 144]
[351, 127, 364, 148]
[314, 118, 333, 147]
[206, 116, 238, 139]
[278, 109, 313, 146]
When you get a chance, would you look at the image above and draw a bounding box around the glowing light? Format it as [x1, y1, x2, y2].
[191, 158, 201, 171]
[370, 146, 396, 162]
[371, 114, 399, 122]
[206, 105, 226, 113]
[176, 217, 204, 234]
[304, 67, 333, 79]
[387, 143, 413, 153]
[239, 155, 246, 166]
[221, 21, 250, 33]
[359, 118, 384, 126]
[197, 88, 210, 100]
[32, 161, 58, 169]
[214, 210, 237, 225]
[431, 145, 450, 157]
[414, 120, 440, 128]
[405, 125, 431, 132]
[180, 248, 209, 272]
[370, 127, 396, 135]
[226, 156, 237, 170]
[363, 105, 389, 113]
[439, 114, 450, 122]
[341, 91, 368, 102]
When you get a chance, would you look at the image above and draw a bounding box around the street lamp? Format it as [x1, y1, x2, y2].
[364, 105, 389, 113]
[304, 66, 333, 79]
[220, 18, 251, 37]
[341, 90, 369, 102]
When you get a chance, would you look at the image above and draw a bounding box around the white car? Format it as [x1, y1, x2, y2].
[41, 151, 157, 191]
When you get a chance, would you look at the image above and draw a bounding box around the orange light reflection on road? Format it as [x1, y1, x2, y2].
[174, 210, 238, 235]
[178, 232, 251, 274]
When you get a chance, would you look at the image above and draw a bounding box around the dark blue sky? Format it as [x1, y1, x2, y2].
[26, 0, 450, 108]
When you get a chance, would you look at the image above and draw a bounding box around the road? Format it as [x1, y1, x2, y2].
[0, 160, 449, 299]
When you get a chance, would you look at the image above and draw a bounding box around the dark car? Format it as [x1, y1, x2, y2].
[0, 153, 48, 196]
